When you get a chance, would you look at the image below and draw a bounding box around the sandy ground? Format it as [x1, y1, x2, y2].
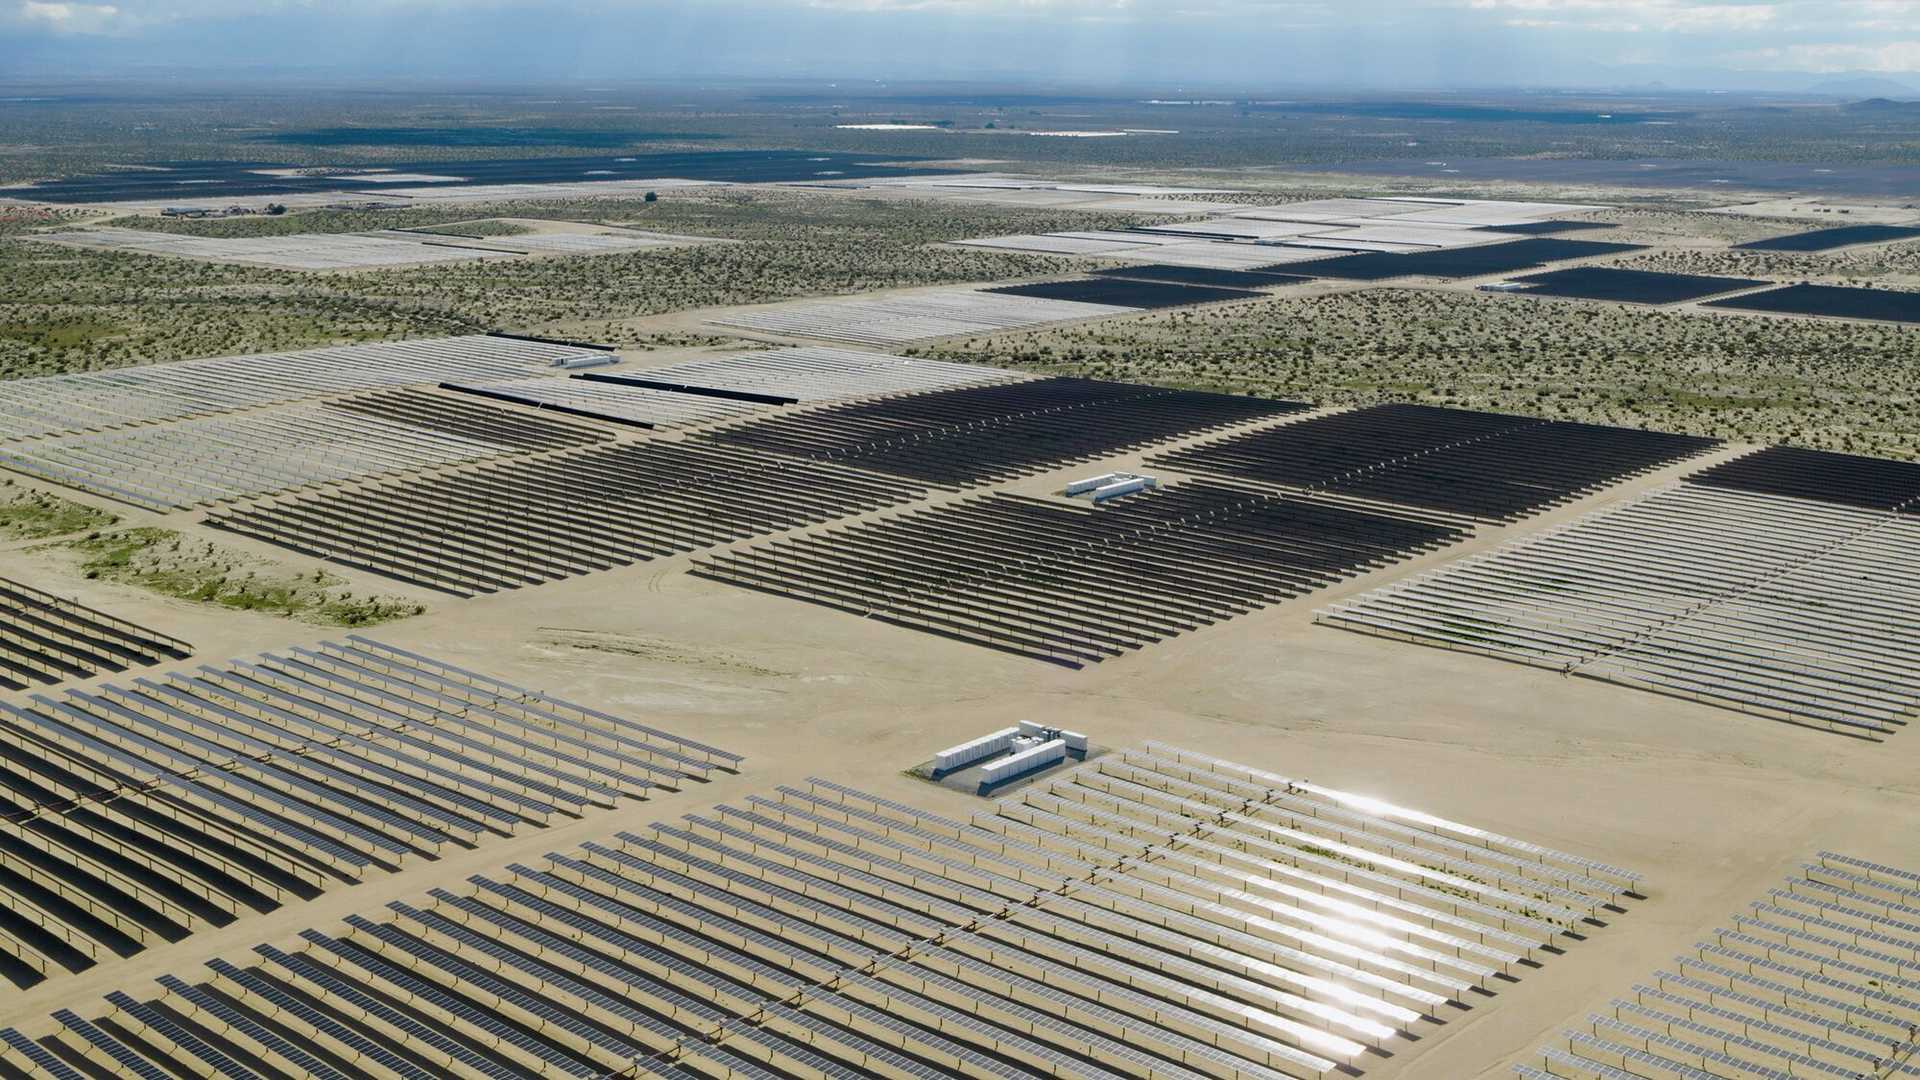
[3, 181, 1920, 1072]
[2, 412, 1916, 1080]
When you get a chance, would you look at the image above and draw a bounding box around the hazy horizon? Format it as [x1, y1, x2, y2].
[4, 1, 1920, 95]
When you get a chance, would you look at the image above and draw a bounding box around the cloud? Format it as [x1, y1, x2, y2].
[1462, 0, 1777, 33]
[13, 0, 131, 32]
[1731, 39, 1920, 71]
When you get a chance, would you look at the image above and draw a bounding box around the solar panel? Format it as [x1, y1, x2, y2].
[154, 974, 353, 1080]
[1140, 742, 1645, 884]
[358, 910, 661, 1062]
[257, 944, 526, 1080]
[442, 883, 773, 1012]
[567, 843, 901, 959]
[1648, 970, 1901, 1048]
[299, 929, 600, 1078]
[1539, 1045, 1647, 1080]
[1695, 942, 1920, 1013]
[51, 1009, 175, 1080]
[0, 1027, 85, 1080]
[1625, 988, 1905, 1072]
[1672, 954, 1911, 1030]
[874, 949, 1222, 1080]
[1784, 879, 1920, 932]
[105, 990, 269, 1080]
[1564, 1031, 1719, 1080]
[514, 859, 855, 983]
[1609, 999, 1864, 1078]
[643, 824, 947, 940]
[1588, 1015, 1794, 1080]
[205, 959, 441, 1080]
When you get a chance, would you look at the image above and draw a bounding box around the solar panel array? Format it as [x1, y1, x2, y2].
[36, 225, 719, 270]
[708, 286, 1140, 346]
[983, 278, 1268, 309]
[1094, 263, 1317, 288]
[1516, 852, 1920, 1080]
[706, 376, 1307, 488]
[1153, 404, 1721, 524]
[0, 388, 613, 511]
[0, 634, 737, 987]
[1283, 238, 1646, 282]
[34, 226, 523, 270]
[1500, 266, 1769, 305]
[444, 374, 770, 429]
[1704, 283, 1920, 325]
[692, 480, 1469, 666]
[0, 576, 190, 690]
[3, 744, 1637, 1080]
[1735, 223, 1920, 252]
[1321, 446, 1920, 737]
[623, 346, 1023, 403]
[0, 335, 602, 443]
[956, 197, 1607, 264]
[207, 439, 932, 595]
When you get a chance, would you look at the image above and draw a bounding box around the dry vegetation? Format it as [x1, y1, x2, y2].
[0, 188, 1135, 377]
[0, 481, 119, 540]
[912, 287, 1920, 459]
[34, 526, 426, 626]
[1620, 240, 1920, 286]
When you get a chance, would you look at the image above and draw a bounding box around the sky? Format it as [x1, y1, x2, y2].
[2, 0, 1918, 91]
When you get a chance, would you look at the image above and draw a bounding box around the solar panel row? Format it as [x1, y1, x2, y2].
[0, 635, 734, 987]
[0, 575, 190, 690]
[1322, 449, 1920, 737]
[8, 746, 1634, 1080]
[1153, 404, 1720, 523]
[692, 481, 1468, 666]
[704, 376, 1307, 488]
[0, 387, 613, 512]
[0, 335, 598, 444]
[207, 438, 932, 596]
[1519, 854, 1920, 1080]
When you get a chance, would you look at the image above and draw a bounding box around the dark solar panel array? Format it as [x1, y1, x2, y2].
[207, 439, 930, 596]
[0, 576, 190, 691]
[1703, 282, 1920, 324]
[1288, 238, 1646, 281]
[1735, 224, 1920, 252]
[1152, 404, 1720, 523]
[0, 635, 735, 988]
[692, 481, 1466, 666]
[1093, 263, 1316, 288]
[10, 754, 1635, 1080]
[1503, 266, 1769, 305]
[322, 386, 613, 451]
[1686, 445, 1920, 511]
[1479, 220, 1620, 235]
[983, 277, 1267, 308]
[703, 376, 1308, 488]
